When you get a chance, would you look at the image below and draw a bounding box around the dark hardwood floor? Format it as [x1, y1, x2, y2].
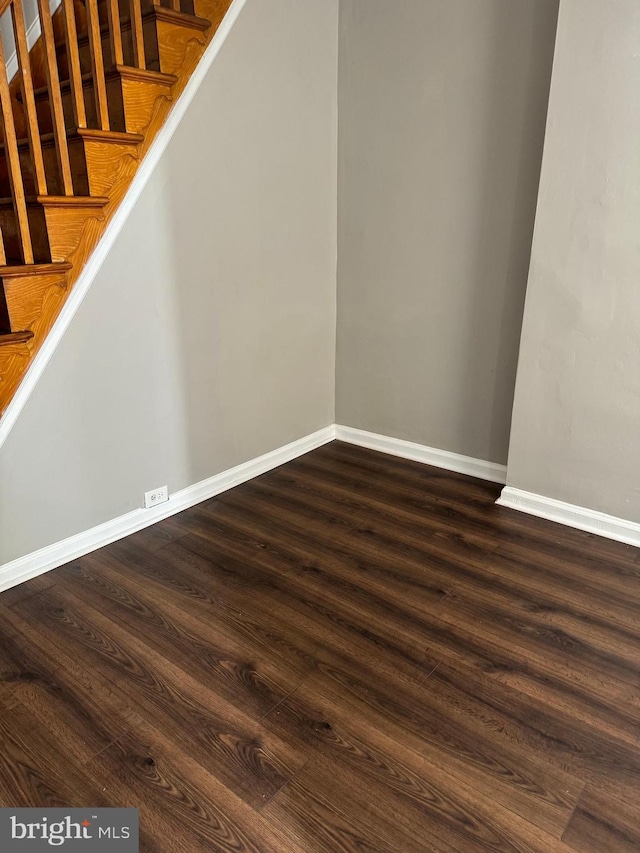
[1, 440, 640, 851]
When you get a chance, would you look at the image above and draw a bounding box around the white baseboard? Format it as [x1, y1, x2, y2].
[0, 425, 336, 594]
[4, 425, 637, 597]
[335, 425, 507, 485]
[497, 487, 640, 548]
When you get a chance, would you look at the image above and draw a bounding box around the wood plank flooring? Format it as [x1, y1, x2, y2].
[1, 440, 640, 851]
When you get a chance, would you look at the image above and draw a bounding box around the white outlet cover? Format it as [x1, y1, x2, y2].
[144, 486, 169, 509]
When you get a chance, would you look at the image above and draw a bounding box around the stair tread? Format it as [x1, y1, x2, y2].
[0, 128, 143, 153]
[0, 331, 34, 346]
[0, 262, 72, 278]
[24, 66, 177, 102]
[0, 196, 109, 207]
[150, 6, 210, 29]
[75, 128, 144, 143]
[114, 64, 179, 85]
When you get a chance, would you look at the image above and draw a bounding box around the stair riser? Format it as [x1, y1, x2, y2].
[82, 136, 141, 195]
[32, 78, 137, 137]
[0, 343, 32, 406]
[32, 75, 172, 138]
[0, 134, 140, 199]
[0, 269, 69, 408]
[56, 0, 121, 77]
[57, 39, 122, 82]
[0, 207, 50, 264]
[0, 204, 107, 264]
[0, 142, 86, 198]
[2, 271, 68, 332]
[119, 77, 173, 134]
[192, 0, 227, 24]
[33, 83, 101, 138]
[56, 15, 162, 80]
[152, 18, 207, 76]
[44, 205, 107, 262]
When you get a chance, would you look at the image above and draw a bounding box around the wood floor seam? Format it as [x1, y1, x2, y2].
[559, 780, 588, 841]
[256, 675, 311, 724]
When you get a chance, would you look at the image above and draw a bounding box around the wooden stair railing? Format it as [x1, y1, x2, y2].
[0, 0, 232, 414]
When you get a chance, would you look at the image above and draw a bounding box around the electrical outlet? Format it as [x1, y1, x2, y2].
[144, 485, 169, 509]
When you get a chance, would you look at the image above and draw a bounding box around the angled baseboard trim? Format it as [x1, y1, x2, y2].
[0, 0, 248, 451]
[335, 425, 507, 484]
[0, 425, 336, 594]
[497, 487, 640, 548]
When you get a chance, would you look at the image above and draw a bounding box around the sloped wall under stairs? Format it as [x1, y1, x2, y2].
[0, 0, 338, 564]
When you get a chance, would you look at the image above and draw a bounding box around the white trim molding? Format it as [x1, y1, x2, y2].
[335, 425, 507, 485]
[4, 422, 638, 596]
[497, 487, 640, 548]
[0, 0, 248, 451]
[0, 425, 336, 593]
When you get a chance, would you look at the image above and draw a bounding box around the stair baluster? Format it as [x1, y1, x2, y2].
[12, 0, 48, 194]
[0, 27, 33, 262]
[129, 0, 146, 69]
[61, 0, 87, 128]
[106, 0, 124, 66]
[85, 0, 110, 129]
[37, 0, 74, 194]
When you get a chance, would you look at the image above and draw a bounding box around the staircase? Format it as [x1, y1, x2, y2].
[0, 0, 232, 414]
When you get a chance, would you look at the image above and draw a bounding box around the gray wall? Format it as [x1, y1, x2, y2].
[0, 0, 338, 565]
[506, 0, 640, 521]
[336, 0, 558, 464]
